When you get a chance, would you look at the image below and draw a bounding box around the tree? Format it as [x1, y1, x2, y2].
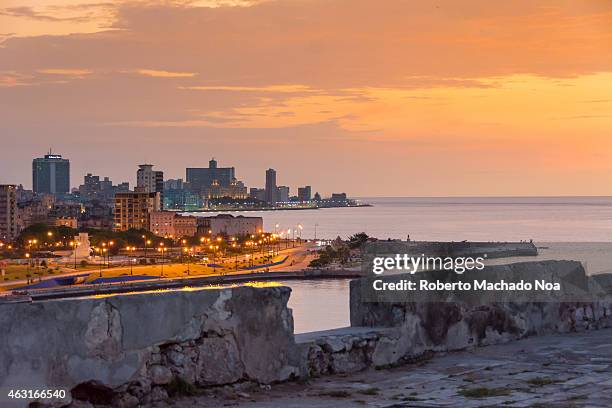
[348, 232, 369, 249]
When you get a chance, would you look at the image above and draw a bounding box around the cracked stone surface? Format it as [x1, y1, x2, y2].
[163, 328, 612, 408]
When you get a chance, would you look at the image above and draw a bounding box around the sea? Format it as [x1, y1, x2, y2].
[188, 197, 612, 333]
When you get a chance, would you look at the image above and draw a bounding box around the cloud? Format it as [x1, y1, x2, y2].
[136, 69, 196, 78]
[181, 84, 316, 93]
[2, 0, 612, 195]
[38, 68, 93, 76]
[0, 71, 33, 87]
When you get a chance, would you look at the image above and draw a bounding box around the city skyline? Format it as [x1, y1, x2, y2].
[2, 1, 612, 196]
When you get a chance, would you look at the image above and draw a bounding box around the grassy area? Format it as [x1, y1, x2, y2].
[84, 253, 285, 282]
[1, 264, 63, 282]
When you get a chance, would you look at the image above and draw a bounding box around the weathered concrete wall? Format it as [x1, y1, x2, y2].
[2, 260, 611, 407]
[0, 286, 298, 407]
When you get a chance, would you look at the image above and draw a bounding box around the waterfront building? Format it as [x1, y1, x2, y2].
[249, 188, 266, 202]
[204, 178, 248, 200]
[265, 168, 277, 205]
[32, 153, 70, 195]
[149, 211, 197, 238]
[297, 186, 312, 202]
[136, 164, 164, 207]
[0, 185, 18, 241]
[277, 185, 290, 203]
[331, 192, 348, 202]
[196, 214, 263, 237]
[113, 191, 160, 231]
[186, 158, 236, 192]
[174, 214, 198, 237]
[163, 188, 202, 211]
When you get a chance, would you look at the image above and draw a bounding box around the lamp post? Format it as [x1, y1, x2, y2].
[127, 246, 135, 275]
[108, 241, 114, 268]
[158, 243, 166, 277]
[100, 248, 107, 277]
[232, 242, 239, 271]
[143, 236, 151, 262]
[25, 253, 30, 284]
[183, 247, 192, 275]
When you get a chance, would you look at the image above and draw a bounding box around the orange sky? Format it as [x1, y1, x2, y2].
[1, 0, 612, 196]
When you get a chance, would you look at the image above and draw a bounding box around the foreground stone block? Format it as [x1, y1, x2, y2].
[0, 286, 297, 407]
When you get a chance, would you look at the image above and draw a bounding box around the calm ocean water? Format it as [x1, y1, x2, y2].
[191, 197, 612, 333]
[193, 196, 612, 242]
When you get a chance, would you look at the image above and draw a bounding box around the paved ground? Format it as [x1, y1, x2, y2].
[165, 328, 612, 408]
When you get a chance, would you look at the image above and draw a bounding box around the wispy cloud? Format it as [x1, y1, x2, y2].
[38, 68, 93, 77]
[181, 84, 316, 93]
[136, 69, 196, 78]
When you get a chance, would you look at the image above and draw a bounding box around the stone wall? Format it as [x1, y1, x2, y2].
[0, 286, 299, 407]
[2, 260, 612, 407]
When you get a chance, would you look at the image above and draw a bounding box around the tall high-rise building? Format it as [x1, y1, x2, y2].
[186, 158, 236, 193]
[297, 186, 312, 202]
[32, 153, 70, 194]
[265, 168, 277, 204]
[0, 185, 18, 241]
[136, 164, 164, 207]
[113, 191, 161, 231]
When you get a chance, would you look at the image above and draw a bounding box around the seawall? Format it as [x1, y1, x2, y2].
[2, 260, 611, 407]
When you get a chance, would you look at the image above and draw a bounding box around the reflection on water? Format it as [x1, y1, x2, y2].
[278, 279, 350, 334]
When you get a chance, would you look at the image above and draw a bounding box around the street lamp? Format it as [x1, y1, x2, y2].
[100, 248, 107, 277]
[127, 246, 136, 275]
[70, 241, 80, 269]
[158, 243, 166, 276]
[25, 253, 30, 284]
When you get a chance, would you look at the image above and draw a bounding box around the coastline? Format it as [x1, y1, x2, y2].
[179, 203, 372, 213]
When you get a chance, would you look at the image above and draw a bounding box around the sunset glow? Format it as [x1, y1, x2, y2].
[1, 0, 612, 196]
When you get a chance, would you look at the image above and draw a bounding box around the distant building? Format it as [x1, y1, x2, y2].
[186, 158, 236, 192]
[297, 186, 312, 202]
[32, 153, 70, 195]
[149, 211, 197, 238]
[113, 191, 161, 231]
[204, 178, 248, 200]
[164, 178, 184, 190]
[50, 201, 83, 219]
[136, 164, 164, 207]
[314, 192, 321, 202]
[277, 185, 290, 202]
[265, 168, 277, 204]
[249, 188, 266, 202]
[78, 173, 129, 204]
[16, 194, 55, 231]
[163, 189, 202, 211]
[0, 185, 18, 241]
[331, 193, 348, 202]
[55, 217, 78, 229]
[197, 214, 263, 237]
